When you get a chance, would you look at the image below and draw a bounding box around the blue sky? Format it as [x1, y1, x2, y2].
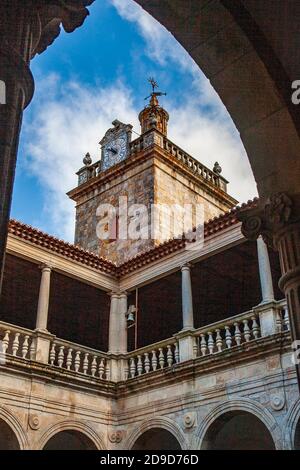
[12, 0, 257, 241]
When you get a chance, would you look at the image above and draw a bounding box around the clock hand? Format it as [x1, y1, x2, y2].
[108, 147, 117, 154]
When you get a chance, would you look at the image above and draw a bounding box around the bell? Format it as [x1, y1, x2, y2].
[127, 305, 136, 323]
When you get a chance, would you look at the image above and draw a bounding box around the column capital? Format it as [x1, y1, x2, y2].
[119, 290, 128, 297]
[237, 192, 300, 249]
[39, 263, 52, 272]
[108, 290, 120, 299]
[180, 262, 192, 272]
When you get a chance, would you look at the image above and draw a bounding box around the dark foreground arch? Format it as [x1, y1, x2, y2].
[0, 418, 20, 450]
[43, 430, 98, 450]
[132, 428, 181, 450]
[201, 410, 276, 450]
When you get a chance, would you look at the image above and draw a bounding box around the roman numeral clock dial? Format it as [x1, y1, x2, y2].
[102, 136, 127, 171]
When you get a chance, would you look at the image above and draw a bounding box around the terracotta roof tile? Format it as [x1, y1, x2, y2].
[8, 198, 258, 277]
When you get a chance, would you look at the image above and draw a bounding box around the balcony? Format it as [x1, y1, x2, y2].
[0, 300, 290, 386]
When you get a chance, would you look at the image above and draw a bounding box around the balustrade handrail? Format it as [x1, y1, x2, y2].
[125, 336, 178, 359]
[0, 320, 35, 336]
[50, 336, 109, 359]
[193, 299, 287, 338]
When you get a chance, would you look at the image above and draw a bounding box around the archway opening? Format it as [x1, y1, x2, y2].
[0, 419, 20, 450]
[294, 417, 300, 450]
[132, 428, 181, 450]
[202, 411, 275, 450]
[43, 430, 97, 450]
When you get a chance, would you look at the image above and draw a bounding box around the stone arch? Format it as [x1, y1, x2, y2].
[135, 0, 300, 204]
[36, 420, 105, 450]
[196, 398, 281, 450]
[0, 406, 29, 450]
[124, 416, 189, 450]
[283, 397, 300, 450]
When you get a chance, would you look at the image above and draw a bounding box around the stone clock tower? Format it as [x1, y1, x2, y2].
[68, 83, 238, 264]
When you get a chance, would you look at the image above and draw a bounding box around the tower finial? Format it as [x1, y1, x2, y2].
[145, 77, 167, 104]
[139, 79, 169, 136]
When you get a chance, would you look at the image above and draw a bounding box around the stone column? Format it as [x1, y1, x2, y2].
[257, 236, 275, 304]
[238, 193, 300, 387]
[36, 264, 52, 331]
[181, 263, 194, 330]
[108, 292, 120, 354]
[0, 0, 93, 292]
[119, 291, 128, 354]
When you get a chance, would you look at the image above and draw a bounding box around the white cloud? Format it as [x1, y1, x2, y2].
[20, 0, 257, 242]
[23, 77, 139, 241]
[110, 0, 196, 72]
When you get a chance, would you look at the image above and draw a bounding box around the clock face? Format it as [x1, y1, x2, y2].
[102, 135, 127, 171]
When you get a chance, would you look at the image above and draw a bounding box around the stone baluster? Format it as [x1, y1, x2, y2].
[130, 358, 136, 378]
[58, 346, 64, 368]
[167, 345, 173, 367]
[2, 331, 10, 354]
[98, 359, 105, 379]
[234, 322, 242, 346]
[137, 355, 143, 376]
[12, 333, 20, 356]
[22, 335, 29, 359]
[216, 329, 223, 352]
[225, 326, 232, 349]
[243, 320, 251, 342]
[159, 348, 165, 369]
[251, 316, 260, 339]
[74, 351, 81, 372]
[91, 356, 97, 377]
[83, 353, 89, 375]
[49, 344, 56, 366]
[207, 332, 214, 354]
[152, 350, 158, 371]
[174, 342, 180, 363]
[29, 340, 36, 360]
[200, 334, 207, 356]
[66, 348, 73, 370]
[144, 353, 150, 373]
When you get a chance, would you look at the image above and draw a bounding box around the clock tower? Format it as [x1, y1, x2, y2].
[68, 81, 238, 264]
[100, 120, 133, 172]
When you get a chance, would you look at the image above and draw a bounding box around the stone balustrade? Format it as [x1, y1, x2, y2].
[48, 338, 109, 380]
[275, 300, 290, 332]
[0, 321, 36, 360]
[193, 311, 261, 357]
[77, 132, 227, 192]
[0, 300, 290, 383]
[162, 138, 227, 192]
[125, 338, 180, 379]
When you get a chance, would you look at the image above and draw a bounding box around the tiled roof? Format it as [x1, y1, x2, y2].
[8, 198, 258, 277]
[8, 219, 118, 276]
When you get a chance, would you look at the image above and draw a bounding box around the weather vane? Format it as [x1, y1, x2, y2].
[145, 77, 167, 101]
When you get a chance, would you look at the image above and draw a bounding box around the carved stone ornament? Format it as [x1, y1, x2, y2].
[28, 414, 40, 430]
[237, 192, 295, 248]
[270, 395, 285, 411]
[183, 412, 196, 429]
[35, 1, 95, 56]
[108, 430, 123, 443]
